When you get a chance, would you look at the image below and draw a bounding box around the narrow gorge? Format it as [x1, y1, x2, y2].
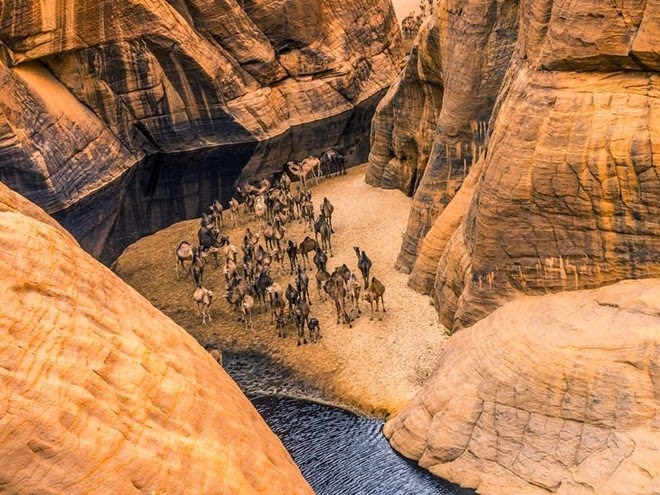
[0, 0, 658, 494]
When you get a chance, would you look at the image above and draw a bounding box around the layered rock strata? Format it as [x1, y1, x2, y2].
[367, 0, 519, 272]
[0, 182, 313, 494]
[368, 0, 660, 329]
[0, 0, 402, 258]
[385, 279, 660, 495]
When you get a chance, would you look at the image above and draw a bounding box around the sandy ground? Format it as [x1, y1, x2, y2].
[115, 165, 449, 418]
[392, 0, 421, 22]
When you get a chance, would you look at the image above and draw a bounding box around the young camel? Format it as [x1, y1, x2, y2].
[175, 241, 194, 279]
[241, 294, 255, 331]
[308, 318, 321, 343]
[193, 286, 214, 324]
[211, 199, 224, 229]
[363, 276, 386, 321]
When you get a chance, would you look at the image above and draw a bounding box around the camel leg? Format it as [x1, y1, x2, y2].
[381, 296, 386, 313]
[369, 301, 374, 321]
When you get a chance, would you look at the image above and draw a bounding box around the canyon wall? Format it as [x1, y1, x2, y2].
[0, 0, 403, 259]
[368, 0, 660, 329]
[0, 181, 313, 494]
[385, 279, 660, 495]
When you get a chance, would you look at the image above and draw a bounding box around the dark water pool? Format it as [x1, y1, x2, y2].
[252, 395, 476, 495]
[222, 352, 475, 495]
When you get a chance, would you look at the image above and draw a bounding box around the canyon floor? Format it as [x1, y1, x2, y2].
[115, 165, 449, 418]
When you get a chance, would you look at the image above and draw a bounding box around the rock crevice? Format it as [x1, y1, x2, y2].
[368, 0, 659, 330]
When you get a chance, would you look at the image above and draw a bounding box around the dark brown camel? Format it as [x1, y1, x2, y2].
[353, 246, 372, 289]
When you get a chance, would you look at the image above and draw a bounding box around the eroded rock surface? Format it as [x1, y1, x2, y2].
[368, 0, 660, 329]
[385, 279, 660, 495]
[0, 182, 313, 494]
[0, 0, 402, 258]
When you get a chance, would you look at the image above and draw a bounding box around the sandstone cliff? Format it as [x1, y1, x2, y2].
[384, 279, 660, 495]
[0, 182, 313, 494]
[0, 0, 403, 258]
[368, 0, 660, 329]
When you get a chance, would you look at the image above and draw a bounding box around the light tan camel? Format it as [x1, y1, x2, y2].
[287, 156, 321, 189]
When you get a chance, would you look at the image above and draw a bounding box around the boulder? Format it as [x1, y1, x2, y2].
[0, 182, 313, 494]
[385, 279, 660, 495]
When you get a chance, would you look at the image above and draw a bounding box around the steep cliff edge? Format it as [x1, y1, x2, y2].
[0, 182, 313, 494]
[0, 0, 402, 258]
[384, 279, 660, 495]
[368, 0, 659, 329]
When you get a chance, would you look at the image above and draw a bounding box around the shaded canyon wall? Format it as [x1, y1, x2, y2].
[367, 0, 660, 330]
[0, 182, 313, 494]
[0, 0, 403, 260]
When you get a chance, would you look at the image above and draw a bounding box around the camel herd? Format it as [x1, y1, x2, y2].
[174, 149, 386, 349]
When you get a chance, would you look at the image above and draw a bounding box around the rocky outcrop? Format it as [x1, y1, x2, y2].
[384, 279, 660, 495]
[0, 182, 313, 494]
[367, 0, 519, 272]
[369, 0, 660, 329]
[0, 0, 402, 259]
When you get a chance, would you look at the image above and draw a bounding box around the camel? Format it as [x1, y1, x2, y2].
[294, 299, 310, 346]
[308, 318, 321, 343]
[286, 239, 299, 274]
[364, 276, 386, 320]
[229, 197, 241, 226]
[193, 286, 214, 324]
[285, 283, 299, 319]
[354, 246, 372, 289]
[223, 257, 238, 283]
[296, 266, 311, 304]
[266, 281, 284, 304]
[219, 236, 237, 263]
[224, 277, 252, 316]
[324, 277, 351, 328]
[321, 197, 334, 232]
[313, 247, 328, 273]
[314, 215, 333, 256]
[287, 156, 321, 189]
[253, 269, 273, 307]
[262, 222, 279, 251]
[270, 245, 285, 275]
[320, 149, 346, 177]
[345, 272, 362, 317]
[315, 267, 331, 301]
[243, 228, 260, 258]
[190, 249, 204, 287]
[301, 198, 314, 231]
[241, 294, 255, 331]
[254, 194, 268, 225]
[270, 292, 287, 337]
[211, 199, 224, 229]
[298, 236, 318, 271]
[175, 241, 194, 279]
[198, 226, 221, 267]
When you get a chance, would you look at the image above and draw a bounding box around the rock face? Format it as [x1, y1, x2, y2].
[0, 0, 402, 259]
[0, 182, 313, 494]
[384, 279, 660, 495]
[368, 0, 660, 329]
